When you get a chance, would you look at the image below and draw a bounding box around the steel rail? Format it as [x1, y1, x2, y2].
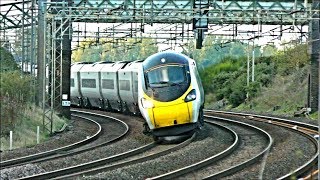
[205, 110, 318, 131]
[19, 133, 196, 179]
[19, 142, 157, 180]
[2, 110, 130, 169]
[70, 109, 130, 133]
[206, 109, 319, 179]
[0, 114, 102, 168]
[147, 115, 272, 179]
[203, 115, 273, 179]
[278, 133, 318, 180]
[147, 120, 240, 179]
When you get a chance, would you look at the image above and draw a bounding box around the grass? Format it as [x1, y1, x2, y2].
[0, 105, 67, 151]
[238, 66, 310, 116]
[309, 112, 319, 120]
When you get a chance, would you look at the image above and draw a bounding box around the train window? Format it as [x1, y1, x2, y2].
[147, 65, 186, 87]
[71, 78, 74, 87]
[120, 80, 130, 91]
[82, 79, 96, 88]
[102, 79, 114, 89]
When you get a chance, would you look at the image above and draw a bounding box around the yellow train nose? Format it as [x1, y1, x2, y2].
[152, 103, 191, 128]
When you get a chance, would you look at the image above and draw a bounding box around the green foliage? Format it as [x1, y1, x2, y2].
[229, 90, 246, 107]
[239, 65, 310, 115]
[200, 57, 245, 100]
[211, 72, 233, 100]
[228, 73, 247, 107]
[0, 47, 19, 72]
[255, 57, 276, 86]
[272, 44, 309, 75]
[229, 42, 246, 57]
[1, 71, 35, 136]
[309, 112, 318, 120]
[0, 43, 64, 150]
[1, 105, 67, 150]
[262, 44, 277, 57]
[200, 42, 310, 112]
[0, 71, 34, 101]
[184, 37, 260, 69]
[246, 81, 260, 99]
[200, 55, 276, 107]
[72, 38, 158, 62]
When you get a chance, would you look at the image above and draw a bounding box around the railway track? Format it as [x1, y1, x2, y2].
[148, 115, 273, 179]
[2, 109, 318, 179]
[33, 117, 244, 179]
[0, 113, 102, 169]
[0, 110, 129, 172]
[13, 112, 236, 179]
[205, 110, 319, 179]
[54, 121, 240, 179]
[20, 134, 195, 179]
[70, 109, 129, 151]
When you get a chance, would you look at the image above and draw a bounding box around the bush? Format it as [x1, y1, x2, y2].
[246, 81, 260, 99]
[0, 47, 19, 72]
[273, 44, 309, 75]
[0, 71, 34, 102]
[227, 73, 247, 107]
[229, 89, 246, 107]
[200, 57, 244, 96]
[1, 105, 67, 150]
[201, 55, 278, 107]
[0, 71, 35, 136]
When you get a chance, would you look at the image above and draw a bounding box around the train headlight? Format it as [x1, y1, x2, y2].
[141, 98, 154, 109]
[184, 89, 196, 102]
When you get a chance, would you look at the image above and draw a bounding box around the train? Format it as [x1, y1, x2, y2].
[71, 51, 204, 139]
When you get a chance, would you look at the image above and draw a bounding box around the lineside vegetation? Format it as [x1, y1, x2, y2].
[194, 43, 312, 117]
[0, 47, 66, 150]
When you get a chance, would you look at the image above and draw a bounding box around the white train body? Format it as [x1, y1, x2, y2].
[71, 61, 142, 114]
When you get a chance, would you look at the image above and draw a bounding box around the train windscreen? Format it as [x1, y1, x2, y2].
[146, 65, 186, 88]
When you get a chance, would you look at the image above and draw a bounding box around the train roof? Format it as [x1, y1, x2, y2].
[118, 60, 143, 72]
[71, 60, 143, 72]
[71, 62, 94, 66]
[95, 61, 113, 64]
[143, 51, 189, 71]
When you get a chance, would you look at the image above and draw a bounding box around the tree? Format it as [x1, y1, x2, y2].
[262, 44, 277, 57]
[229, 41, 246, 58]
[273, 44, 309, 75]
[0, 48, 34, 134]
[0, 47, 19, 72]
[137, 39, 158, 60]
[72, 39, 98, 62]
[72, 38, 158, 63]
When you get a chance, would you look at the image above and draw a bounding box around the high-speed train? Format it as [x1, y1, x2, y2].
[71, 51, 204, 139]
